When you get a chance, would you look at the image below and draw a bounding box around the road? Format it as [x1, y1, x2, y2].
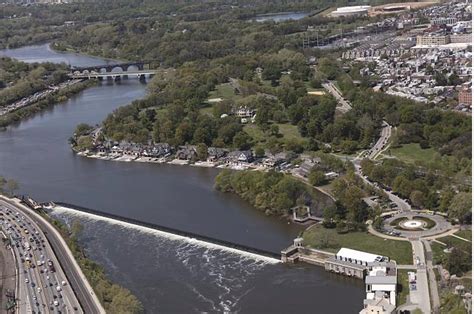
[1, 201, 80, 313]
[352, 120, 411, 212]
[0, 197, 104, 314]
[410, 240, 431, 314]
[322, 81, 352, 113]
[367, 121, 391, 159]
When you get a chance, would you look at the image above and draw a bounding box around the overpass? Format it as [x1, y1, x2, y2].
[51, 202, 281, 261]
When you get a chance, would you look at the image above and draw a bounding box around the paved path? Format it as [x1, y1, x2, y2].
[411, 240, 431, 314]
[423, 240, 440, 312]
[450, 233, 471, 242]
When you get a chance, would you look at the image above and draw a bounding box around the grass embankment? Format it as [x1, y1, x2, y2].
[302, 225, 412, 264]
[389, 143, 438, 164]
[431, 229, 472, 267]
[48, 218, 144, 313]
[397, 270, 410, 305]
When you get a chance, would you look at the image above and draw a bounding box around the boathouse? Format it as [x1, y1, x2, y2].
[324, 248, 389, 279]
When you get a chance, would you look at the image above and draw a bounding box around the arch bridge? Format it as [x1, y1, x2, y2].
[68, 61, 158, 80]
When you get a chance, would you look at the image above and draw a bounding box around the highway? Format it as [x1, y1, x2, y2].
[322, 81, 352, 113]
[0, 197, 104, 314]
[352, 120, 412, 212]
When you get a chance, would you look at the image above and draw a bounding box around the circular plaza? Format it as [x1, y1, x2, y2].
[381, 211, 453, 238]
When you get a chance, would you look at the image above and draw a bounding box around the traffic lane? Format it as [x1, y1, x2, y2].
[9, 200, 93, 313]
[8, 212, 53, 312]
[2, 202, 82, 313]
[0, 200, 101, 313]
[9, 203, 81, 313]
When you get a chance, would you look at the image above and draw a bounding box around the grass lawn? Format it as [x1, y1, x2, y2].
[276, 123, 304, 142]
[431, 242, 446, 265]
[199, 106, 214, 117]
[385, 143, 437, 164]
[454, 229, 472, 241]
[208, 83, 241, 101]
[432, 229, 472, 266]
[302, 225, 412, 264]
[243, 124, 266, 143]
[244, 123, 305, 144]
[397, 270, 410, 305]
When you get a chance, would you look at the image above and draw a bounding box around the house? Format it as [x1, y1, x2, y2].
[233, 106, 256, 118]
[207, 147, 226, 162]
[175, 145, 197, 160]
[360, 262, 398, 314]
[294, 157, 321, 177]
[227, 150, 253, 164]
[262, 152, 288, 168]
[143, 143, 172, 158]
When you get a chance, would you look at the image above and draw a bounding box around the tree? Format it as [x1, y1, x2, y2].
[6, 179, 19, 196]
[448, 192, 472, 224]
[196, 143, 208, 161]
[254, 146, 265, 158]
[269, 124, 279, 136]
[443, 247, 470, 276]
[233, 131, 252, 150]
[74, 123, 93, 137]
[410, 190, 425, 209]
[308, 168, 326, 186]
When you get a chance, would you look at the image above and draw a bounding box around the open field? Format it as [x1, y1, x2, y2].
[302, 224, 412, 264]
[207, 83, 241, 101]
[244, 123, 305, 143]
[387, 143, 438, 165]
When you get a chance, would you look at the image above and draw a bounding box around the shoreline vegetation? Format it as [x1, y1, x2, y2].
[0, 79, 96, 129]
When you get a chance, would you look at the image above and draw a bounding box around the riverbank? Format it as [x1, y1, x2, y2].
[46, 216, 144, 313]
[0, 79, 96, 128]
[75, 149, 337, 208]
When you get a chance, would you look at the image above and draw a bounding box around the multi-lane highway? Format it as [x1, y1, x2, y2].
[322, 81, 352, 113]
[0, 197, 104, 314]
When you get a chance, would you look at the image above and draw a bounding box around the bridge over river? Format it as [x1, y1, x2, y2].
[69, 61, 158, 80]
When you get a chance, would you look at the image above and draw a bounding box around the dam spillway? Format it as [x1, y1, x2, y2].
[51, 202, 281, 263]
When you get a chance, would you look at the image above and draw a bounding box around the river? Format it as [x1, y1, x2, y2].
[253, 12, 310, 22]
[0, 44, 363, 313]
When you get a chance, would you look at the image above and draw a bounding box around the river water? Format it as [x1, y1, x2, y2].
[254, 12, 310, 22]
[0, 44, 363, 312]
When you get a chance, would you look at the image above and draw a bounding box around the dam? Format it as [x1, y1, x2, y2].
[50, 202, 281, 262]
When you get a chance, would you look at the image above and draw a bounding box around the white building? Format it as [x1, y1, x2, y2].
[360, 262, 398, 314]
[330, 5, 371, 17]
[325, 248, 389, 279]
